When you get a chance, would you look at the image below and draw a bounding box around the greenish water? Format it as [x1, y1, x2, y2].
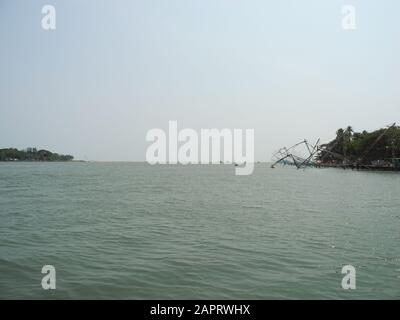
[0, 162, 399, 299]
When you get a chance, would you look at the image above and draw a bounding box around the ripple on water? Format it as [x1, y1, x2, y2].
[0, 163, 400, 299]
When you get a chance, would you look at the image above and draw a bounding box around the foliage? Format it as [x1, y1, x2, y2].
[0, 148, 74, 161]
[317, 125, 400, 164]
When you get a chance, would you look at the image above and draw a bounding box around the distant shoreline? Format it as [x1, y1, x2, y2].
[0, 160, 85, 163]
[0, 148, 74, 162]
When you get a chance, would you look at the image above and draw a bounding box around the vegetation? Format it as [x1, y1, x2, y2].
[0, 148, 74, 162]
[317, 125, 400, 165]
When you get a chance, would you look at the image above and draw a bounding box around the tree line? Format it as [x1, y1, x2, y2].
[317, 125, 400, 164]
[0, 148, 74, 161]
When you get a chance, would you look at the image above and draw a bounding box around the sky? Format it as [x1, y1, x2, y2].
[0, 0, 399, 161]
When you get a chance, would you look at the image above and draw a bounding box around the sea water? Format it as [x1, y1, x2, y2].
[0, 162, 399, 299]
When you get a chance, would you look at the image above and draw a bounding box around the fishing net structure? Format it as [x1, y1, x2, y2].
[271, 139, 320, 169]
[271, 123, 397, 169]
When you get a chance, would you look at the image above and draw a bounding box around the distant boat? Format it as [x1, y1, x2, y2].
[234, 161, 246, 167]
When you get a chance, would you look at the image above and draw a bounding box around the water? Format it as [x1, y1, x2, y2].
[0, 162, 399, 299]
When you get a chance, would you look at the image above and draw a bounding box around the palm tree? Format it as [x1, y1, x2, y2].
[343, 126, 353, 159]
[345, 126, 353, 138]
[334, 128, 345, 156]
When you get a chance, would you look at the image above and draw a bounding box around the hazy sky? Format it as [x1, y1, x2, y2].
[1, 0, 399, 161]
